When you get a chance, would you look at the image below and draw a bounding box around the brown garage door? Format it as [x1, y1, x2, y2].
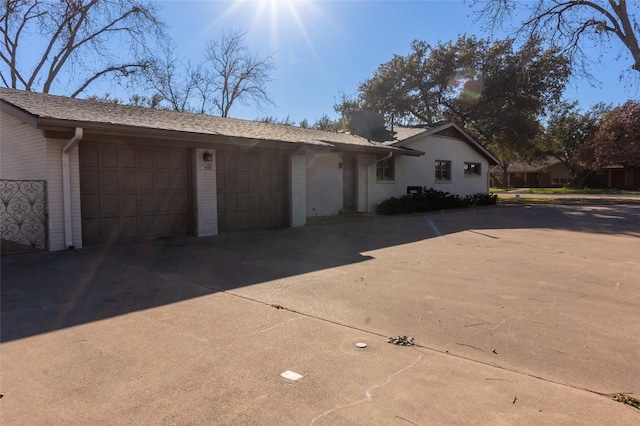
[216, 150, 287, 232]
[80, 142, 191, 244]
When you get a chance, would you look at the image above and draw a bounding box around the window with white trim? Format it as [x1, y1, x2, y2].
[435, 160, 451, 181]
[464, 162, 481, 176]
[376, 157, 395, 181]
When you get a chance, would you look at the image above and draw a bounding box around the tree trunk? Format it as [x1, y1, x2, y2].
[501, 163, 509, 188]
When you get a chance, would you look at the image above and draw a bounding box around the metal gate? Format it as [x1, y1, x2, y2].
[0, 180, 48, 253]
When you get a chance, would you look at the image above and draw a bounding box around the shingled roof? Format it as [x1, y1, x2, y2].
[0, 88, 420, 155]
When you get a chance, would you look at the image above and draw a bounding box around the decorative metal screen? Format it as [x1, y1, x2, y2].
[1, 180, 47, 252]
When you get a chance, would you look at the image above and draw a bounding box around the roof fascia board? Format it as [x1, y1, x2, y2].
[39, 119, 331, 151]
[1, 100, 38, 128]
[396, 122, 500, 165]
[329, 142, 423, 156]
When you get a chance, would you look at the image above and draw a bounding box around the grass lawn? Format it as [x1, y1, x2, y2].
[491, 188, 640, 195]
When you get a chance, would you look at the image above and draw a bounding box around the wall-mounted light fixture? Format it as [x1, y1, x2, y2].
[203, 151, 213, 162]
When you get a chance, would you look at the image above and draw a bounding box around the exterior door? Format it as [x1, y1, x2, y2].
[342, 153, 357, 212]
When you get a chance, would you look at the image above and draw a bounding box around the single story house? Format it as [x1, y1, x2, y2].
[496, 157, 571, 188]
[492, 157, 639, 189]
[1, 88, 498, 251]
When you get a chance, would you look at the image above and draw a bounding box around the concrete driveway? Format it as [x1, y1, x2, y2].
[2, 204, 639, 424]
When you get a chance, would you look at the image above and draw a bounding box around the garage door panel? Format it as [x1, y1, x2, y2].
[138, 193, 155, 213]
[153, 214, 172, 234]
[225, 153, 237, 171]
[237, 155, 249, 172]
[81, 170, 100, 191]
[226, 175, 237, 191]
[103, 194, 121, 215]
[139, 171, 154, 191]
[154, 151, 170, 169]
[121, 194, 137, 215]
[121, 171, 137, 191]
[270, 174, 283, 189]
[80, 143, 190, 244]
[82, 218, 100, 239]
[101, 146, 119, 168]
[238, 192, 250, 209]
[81, 194, 100, 216]
[80, 145, 99, 167]
[217, 150, 286, 232]
[156, 193, 172, 213]
[237, 174, 249, 190]
[156, 172, 170, 190]
[172, 193, 189, 213]
[138, 149, 154, 168]
[227, 193, 238, 209]
[171, 150, 188, 169]
[172, 171, 188, 190]
[120, 216, 139, 237]
[102, 171, 119, 191]
[103, 217, 121, 237]
[119, 147, 136, 168]
[238, 210, 251, 229]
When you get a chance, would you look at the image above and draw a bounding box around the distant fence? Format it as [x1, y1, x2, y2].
[1, 179, 47, 253]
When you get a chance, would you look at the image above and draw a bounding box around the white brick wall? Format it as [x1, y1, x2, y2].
[194, 148, 218, 236]
[365, 134, 491, 212]
[396, 135, 490, 196]
[290, 154, 306, 227]
[305, 150, 343, 217]
[1, 112, 47, 179]
[1, 112, 82, 250]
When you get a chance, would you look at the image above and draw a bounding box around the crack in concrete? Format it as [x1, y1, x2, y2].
[309, 351, 424, 425]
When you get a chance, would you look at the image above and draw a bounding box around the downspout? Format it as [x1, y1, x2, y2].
[62, 127, 83, 249]
[365, 152, 393, 213]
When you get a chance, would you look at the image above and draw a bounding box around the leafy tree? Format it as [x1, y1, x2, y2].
[256, 115, 296, 126]
[471, 0, 640, 76]
[0, 0, 164, 97]
[352, 35, 570, 187]
[574, 100, 640, 186]
[312, 114, 340, 131]
[536, 101, 609, 185]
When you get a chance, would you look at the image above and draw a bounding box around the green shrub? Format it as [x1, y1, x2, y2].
[375, 188, 497, 215]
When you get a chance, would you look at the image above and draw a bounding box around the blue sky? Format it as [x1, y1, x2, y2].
[150, 1, 636, 122]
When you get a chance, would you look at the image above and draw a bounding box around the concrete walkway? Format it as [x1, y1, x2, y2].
[2, 204, 639, 424]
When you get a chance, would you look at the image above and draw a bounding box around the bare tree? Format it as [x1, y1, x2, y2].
[144, 46, 200, 112]
[0, 0, 164, 96]
[203, 30, 275, 117]
[471, 0, 640, 76]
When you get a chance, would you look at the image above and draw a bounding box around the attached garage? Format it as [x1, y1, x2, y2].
[216, 149, 287, 232]
[2, 88, 422, 251]
[79, 142, 191, 244]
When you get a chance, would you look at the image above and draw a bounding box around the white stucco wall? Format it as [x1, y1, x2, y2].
[366, 134, 491, 212]
[305, 150, 343, 217]
[194, 148, 218, 236]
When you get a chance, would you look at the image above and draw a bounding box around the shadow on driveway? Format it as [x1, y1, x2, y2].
[2, 204, 639, 342]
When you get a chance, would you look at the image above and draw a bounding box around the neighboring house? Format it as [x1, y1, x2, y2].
[498, 158, 571, 188]
[493, 157, 640, 189]
[1, 89, 497, 251]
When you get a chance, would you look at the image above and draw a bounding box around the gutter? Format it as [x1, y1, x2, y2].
[62, 127, 83, 249]
[365, 152, 393, 213]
